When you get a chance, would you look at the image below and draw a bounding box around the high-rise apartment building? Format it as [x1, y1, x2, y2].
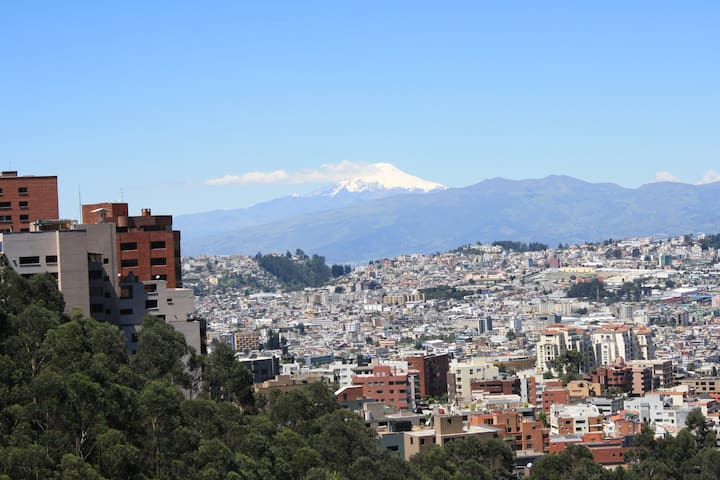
[406, 353, 449, 398]
[535, 324, 594, 374]
[0, 171, 58, 233]
[82, 203, 181, 287]
[0, 178, 200, 353]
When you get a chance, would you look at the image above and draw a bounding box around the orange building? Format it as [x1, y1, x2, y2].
[352, 365, 411, 408]
[0, 171, 58, 233]
[590, 359, 638, 394]
[82, 203, 181, 287]
[469, 411, 549, 453]
[547, 434, 628, 466]
[542, 388, 570, 414]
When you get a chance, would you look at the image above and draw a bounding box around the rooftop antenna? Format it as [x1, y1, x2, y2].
[77, 186, 82, 221]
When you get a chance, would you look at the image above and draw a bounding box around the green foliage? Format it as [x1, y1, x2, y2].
[550, 349, 587, 377]
[132, 315, 194, 387]
[202, 342, 255, 410]
[566, 278, 606, 300]
[492, 240, 548, 252]
[256, 251, 332, 290]
[410, 436, 514, 480]
[331, 264, 353, 277]
[529, 444, 609, 480]
[567, 277, 647, 303]
[419, 285, 470, 301]
[699, 233, 720, 251]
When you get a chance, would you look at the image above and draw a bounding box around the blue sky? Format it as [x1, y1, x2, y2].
[1, 1, 718, 218]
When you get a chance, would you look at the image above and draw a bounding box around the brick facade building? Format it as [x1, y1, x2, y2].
[406, 353, 449, 398]
[82, 203, 181, 288]
[0, 171, 58, 233]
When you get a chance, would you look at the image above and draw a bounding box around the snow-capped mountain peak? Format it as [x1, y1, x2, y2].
[324, 163, 445, 196]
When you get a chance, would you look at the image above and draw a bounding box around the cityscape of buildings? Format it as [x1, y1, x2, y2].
[4, 170, 720, 474]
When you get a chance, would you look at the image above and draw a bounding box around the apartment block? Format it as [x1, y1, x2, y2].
[469, 411, 549, 453]
[352, 365, 411, 409]
[233, 330, 261, 352]
[549, 404, 604, 436]
[449, 357, 501, 401]
[536, 324, 593, 374]
[0, 223, 116, 319]
[403, 414, 500, 460]
[679, 377, 720, 395]
[0, 171, 58, 233]
[405, 352, 449, 398]
[626, 359, 674, 387]
[82, 203, 181, 288]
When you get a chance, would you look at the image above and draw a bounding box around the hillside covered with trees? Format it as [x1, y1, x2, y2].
[255, 249, 349, 291]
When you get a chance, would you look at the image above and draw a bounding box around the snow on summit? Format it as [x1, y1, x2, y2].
[327, 163, 446, 195]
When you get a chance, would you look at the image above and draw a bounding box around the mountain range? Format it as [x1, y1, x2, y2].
[176, 166, 720, 264]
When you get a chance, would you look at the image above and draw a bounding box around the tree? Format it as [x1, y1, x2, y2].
[202, 342, 254, 410]
[264, 330, 281, 350]
[529, 444, 607, 480]
[28, 272, 66, 315]
[138, 380, 183, 479]
[686, 408, 716, 449]
[132, 316, 192, 386]
[7, 304, 61, 377]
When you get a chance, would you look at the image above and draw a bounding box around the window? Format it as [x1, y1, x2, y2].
[154, 274, 167, 281]
[120, 286, 133, 299]
[20, 215, 29, 222]
[19, 201, 28, 209]
[144, 283, 157, 293]
[150, 257, 166, 266]
[0, 202, 10, 209]
[166, 298, 173, 304]
[120, 242, 137, 251]
[150, 241, 166, 249]
[19, 256, 40, 265]
[0, 216, 11, 222]
[90, 304, 103, 313]
[18, 187, 28, 195]
[103, 258, 109, 264]
[145, 299, 158, 309]
[45, 255, 58, 264]
[120, 308, 133, 315]
[121, 259, 138, 267]
[88, 270, 103, 280]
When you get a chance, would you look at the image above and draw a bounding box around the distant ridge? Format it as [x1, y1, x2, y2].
[179, 174, 720, 264]
[176, 163, 443, 237]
